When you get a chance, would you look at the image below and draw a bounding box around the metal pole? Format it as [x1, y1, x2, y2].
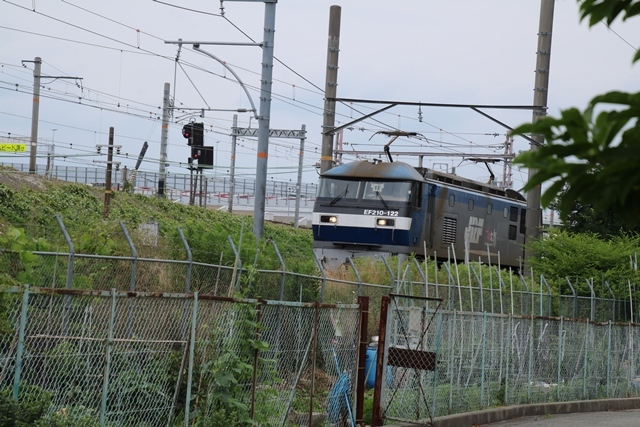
[55, 214, 74, 335]
[583, 319, 589, 399]
[253, 0, 277, 239]
[557, 316, 563, 401]
[29, 57, 41, 174]
[355, 296, 369, 426]
[527, 317, 533, 402]
[607, 320, 612, 397]
[178, 228, 192, 293]
[481, 311, 487, 407]
[293, 124, 305, 228]
[432, 310, 443, 416]
[12, 286, 29, 400]
[249, 303, 263, 420]
[524, 0, 555, 266]
[313, 251, 327, 302]
[229, 115, 237, 213]
[372, 295, 390, 427]
[448, 310, 456, 413]
[103, 127, 114, 219]
[308, 302, 319, 426]
[120, 222, 138, 291]
[184, 292, 199, 427]
[158, 82, 170, 197]
[505, 315, 512, 405]
[320, 6, 341, 173]
[100, 289, 117, 426]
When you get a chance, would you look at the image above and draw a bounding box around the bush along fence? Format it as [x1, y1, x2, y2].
[5, 241, 638, 323]
[0, 286, 361, 427]
[2, 213, 639, 322]
[373, 294, 640, 426]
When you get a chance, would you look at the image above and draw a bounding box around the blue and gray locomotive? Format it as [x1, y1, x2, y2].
[312, 160, 527, 268]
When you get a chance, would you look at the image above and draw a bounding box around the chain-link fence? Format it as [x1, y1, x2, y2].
[0, 286, 360, 427]
[375, 295, 640, 425]
[3, 244, 638, 323]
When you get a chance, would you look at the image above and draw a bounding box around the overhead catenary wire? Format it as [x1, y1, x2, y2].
[0, 0, 551, 185]
[0, 3, 448, 153]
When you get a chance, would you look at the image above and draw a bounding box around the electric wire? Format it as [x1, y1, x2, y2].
[1, 0, 524, 180]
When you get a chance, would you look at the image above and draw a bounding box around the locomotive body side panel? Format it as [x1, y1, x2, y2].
[312, 160, 526, 269]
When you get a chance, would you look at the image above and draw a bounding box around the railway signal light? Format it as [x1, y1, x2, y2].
[182, 123, 194, 146]
[192, 122, 204, 147]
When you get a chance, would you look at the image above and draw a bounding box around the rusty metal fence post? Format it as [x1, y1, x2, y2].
[308, 301, 319, 426]
[372, 295, 389, 427]
[355, 295, 369, 426]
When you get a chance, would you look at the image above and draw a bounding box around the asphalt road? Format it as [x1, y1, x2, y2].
[483, 409, 640, 426]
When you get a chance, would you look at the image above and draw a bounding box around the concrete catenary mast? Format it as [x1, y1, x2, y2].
[320, 5, 341, 174]
[158, 82, 170, 197]
[525, 0, 555, 264]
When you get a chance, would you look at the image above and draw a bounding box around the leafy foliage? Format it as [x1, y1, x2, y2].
[0, 173, 317, 279]
[549, 185, 640, 236]
[579, 0, 640, 63]
[193, 299, 279, 426]
[512, 1, 640, 225]
[0, 226, 49, 285]
[512, 91, 640, 225]
[0, 385, 51, 427]
[33, 406, 102, 427]
[524, 229, 640, 296]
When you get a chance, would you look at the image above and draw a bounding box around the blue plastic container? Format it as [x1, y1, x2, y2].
[364, 347, 378, 389]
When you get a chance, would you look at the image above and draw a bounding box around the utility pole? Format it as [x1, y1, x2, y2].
[320, 5, 341, 174]
[252, 0, 277, 239]
[23, 57, 82, 174]
[501, 136, 514, 190]
[525, 0, 555, 264]
[229, 114, 238, 214]
[28, 57, 41, 174]
[158, 82, 171, 197]
[103, 127, 114, 219]
[294, 124, 306, 228]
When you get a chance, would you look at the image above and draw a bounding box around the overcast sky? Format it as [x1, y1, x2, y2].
[1, 0, 638, 190]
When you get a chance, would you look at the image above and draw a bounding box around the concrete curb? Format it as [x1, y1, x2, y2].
[386, 397, 640, 427]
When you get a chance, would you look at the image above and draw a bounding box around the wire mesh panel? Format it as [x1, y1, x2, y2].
[190, 262, 235, 295]
[377, 294, 442, 425]
[0, 287, 362, 426]
[0, 292, 26, 390]
[134, 258, 189, 293]
[105, 295, 187, 426]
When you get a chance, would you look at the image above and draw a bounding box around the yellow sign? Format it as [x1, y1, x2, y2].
[0, 143, 27, 152]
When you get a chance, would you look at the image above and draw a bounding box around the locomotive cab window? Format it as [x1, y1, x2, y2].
[363, 181, 413, 203]
[317, 178, 359, 200]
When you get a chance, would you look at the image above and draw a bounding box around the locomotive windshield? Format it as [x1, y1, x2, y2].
[317, 177, 414, 205]
[362, 181, 412, 203]
[317, 178, 360, 200]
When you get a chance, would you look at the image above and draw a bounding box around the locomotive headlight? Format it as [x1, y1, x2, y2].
[321, 215, 338, 224]
[377, 218, 395, 227]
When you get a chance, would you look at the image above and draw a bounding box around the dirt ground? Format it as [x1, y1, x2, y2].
[0, 165, 61, 191]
